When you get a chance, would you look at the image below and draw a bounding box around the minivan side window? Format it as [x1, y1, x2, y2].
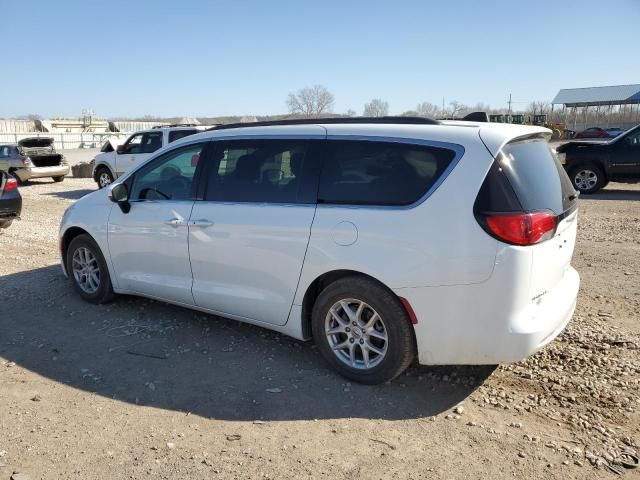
[204, 140, 318, 204]
[318, 140, 457, 206]
[130, 143, 205, 201]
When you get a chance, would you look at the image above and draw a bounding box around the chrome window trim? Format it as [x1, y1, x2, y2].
[117, 133, 465, 210]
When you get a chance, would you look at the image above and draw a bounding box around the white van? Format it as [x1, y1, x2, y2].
[60, 117, 579, 384]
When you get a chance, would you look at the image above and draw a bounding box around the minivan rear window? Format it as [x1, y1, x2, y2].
[318, 140, 457, 206]
[499, 138, 577, 215]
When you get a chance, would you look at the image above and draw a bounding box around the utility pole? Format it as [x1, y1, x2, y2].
[442, 97, 445, 117]
[507, 94, 512, 115]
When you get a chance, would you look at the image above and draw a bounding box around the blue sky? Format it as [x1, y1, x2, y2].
[1, 0, 639, 118]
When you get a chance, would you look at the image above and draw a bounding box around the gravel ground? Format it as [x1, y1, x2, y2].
[0, 178, 638, 480]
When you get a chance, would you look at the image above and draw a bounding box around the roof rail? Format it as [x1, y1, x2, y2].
[207, 116, 439, 131]
[151, 123, 201, 129]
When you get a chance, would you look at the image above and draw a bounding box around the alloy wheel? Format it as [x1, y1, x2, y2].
[98, 172, 112, 188]
[324, 299, 388, 370]
[72, 247, 100, 294]
[574, 169, 597, 191]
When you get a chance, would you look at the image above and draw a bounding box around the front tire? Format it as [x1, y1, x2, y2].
[95, 167, 114, 188]
[53, 175, 65, 183]
[312, 276, 416, 384]
[66, 234, 115, 304]
[569, 164, 605, 194]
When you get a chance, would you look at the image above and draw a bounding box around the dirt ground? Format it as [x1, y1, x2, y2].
[0, 178, 638, 480]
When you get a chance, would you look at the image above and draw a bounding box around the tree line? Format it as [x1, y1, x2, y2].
[285, 85, 640, 126]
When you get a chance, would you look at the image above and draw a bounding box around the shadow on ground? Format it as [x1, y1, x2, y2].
[0, 265, 493, 421]
[43, 188, 95, 200]
[585, 188, 640, 202]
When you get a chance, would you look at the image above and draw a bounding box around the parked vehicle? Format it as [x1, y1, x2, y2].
[60, 117, 580, 384]
[91, 125, 205, 188]
[0, 138, 69, 183]
[557, 124, 640, 194]
[605, 127, 624, 138]
[574, 127, 610, 139]
[0, 171, 22, 228]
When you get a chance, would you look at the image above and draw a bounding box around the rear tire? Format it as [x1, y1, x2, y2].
[0, 220, 12, 229]
[569, 164, 605, 194]
[66, 234, 115, 304]
[53, 176, 65, 183]
[311, 276, 416, 384]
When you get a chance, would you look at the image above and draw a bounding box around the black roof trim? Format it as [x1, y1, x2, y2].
[207, 116, 439, 131]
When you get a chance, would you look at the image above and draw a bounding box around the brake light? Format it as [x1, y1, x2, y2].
[4, 177, 18, 191]
[484, 211, 557, 246]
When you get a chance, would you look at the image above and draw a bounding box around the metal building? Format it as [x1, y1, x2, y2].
[552, 84, 640, 131]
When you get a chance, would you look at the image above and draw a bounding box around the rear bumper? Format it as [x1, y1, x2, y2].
[395, 266, 580, 365]
[0, 198, 21, 218]
[26, 165, 70, 179]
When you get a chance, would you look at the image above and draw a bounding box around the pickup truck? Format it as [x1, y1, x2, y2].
[91, 125, 205, 188]
[557, 124, 640, 194]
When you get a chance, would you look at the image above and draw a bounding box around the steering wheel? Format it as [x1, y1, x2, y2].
[139, 187, 170, 200]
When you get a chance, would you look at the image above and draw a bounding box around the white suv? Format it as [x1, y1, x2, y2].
[92, 125, 206, 188]
[60, 118, 580, 384]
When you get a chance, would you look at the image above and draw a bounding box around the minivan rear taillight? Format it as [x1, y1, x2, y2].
[483, 211, 557, 246]
[4, 176, 18, 191]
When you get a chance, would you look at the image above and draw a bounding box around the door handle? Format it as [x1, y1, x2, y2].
[165, 218, 187, 227]
[190, 219, 214, 227]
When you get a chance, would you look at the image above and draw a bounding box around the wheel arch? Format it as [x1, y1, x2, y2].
[299, 269, 414, 340]
[60, 226, 91, 263]
[566, 158, 609, 181]
[93, 161, 116, 182]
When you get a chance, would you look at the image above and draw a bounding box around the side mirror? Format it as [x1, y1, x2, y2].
[116, 144, 126, 154]
[109, 183, 131, 213]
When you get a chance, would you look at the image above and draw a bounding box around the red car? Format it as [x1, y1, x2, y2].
[575, 127, 610, 139]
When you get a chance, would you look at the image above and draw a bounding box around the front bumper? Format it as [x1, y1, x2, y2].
[395, 266, 580, 365]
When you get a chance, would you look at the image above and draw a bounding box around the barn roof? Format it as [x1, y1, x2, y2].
[552, 84, 640, 106]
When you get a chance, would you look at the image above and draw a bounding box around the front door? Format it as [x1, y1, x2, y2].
[609, 127, 640, 179]
[116, 131, 164, 175]
[108, 141, 207, 304]
[189, 137, 323, 325]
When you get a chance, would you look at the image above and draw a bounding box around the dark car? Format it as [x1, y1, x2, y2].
[574, 127, 610, 139]
[557, 124, 640, 194]
[0, 170, 22, 228]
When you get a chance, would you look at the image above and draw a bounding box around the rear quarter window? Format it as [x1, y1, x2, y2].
[318, 140, 457, 206]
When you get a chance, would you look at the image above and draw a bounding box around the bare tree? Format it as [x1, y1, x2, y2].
[415, 102, 439, 118]
[448, 101, 466, 119]
[363, 99, 389, 117]
[527, 101, 550, 118]
[286, 85, 335, 118]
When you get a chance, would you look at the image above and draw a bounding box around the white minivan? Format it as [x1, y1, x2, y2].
[60, 118, 580, 384]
